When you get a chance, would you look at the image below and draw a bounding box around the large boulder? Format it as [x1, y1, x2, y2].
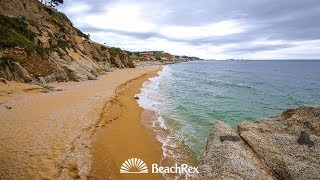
[198, 121, 274, 179]
[238, 106, 320, 179]
[13, 62, 33, 82]
[199, 106, 320, 179]
[0, 58, 33, 82]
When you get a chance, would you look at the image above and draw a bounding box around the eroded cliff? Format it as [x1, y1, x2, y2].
[0, 0, 134, 83]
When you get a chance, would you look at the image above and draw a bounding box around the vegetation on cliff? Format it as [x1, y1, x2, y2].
[0, 15, 43, 54]
[0, 0, 134, 83]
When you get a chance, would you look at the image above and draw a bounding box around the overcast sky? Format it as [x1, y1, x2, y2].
[58, 0, 320, 59]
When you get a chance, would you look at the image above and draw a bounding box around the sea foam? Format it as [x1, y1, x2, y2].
[136, 66, 173, 130]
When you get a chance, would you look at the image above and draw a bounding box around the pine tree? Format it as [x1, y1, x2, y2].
[51, 0, 64, 6]
[40, 0, 64, 7]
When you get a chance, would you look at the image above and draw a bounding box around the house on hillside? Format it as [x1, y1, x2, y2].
[161, 55, 172, 61]
[140, 52, 155, 60]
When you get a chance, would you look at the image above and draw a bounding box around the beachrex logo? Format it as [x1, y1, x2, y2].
[120, 158, 148, 173]
[152, 163, 199, 174]
[120, 158, 199, 174]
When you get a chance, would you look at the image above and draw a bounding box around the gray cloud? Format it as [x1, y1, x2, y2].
[80, 26, 168, 40]
[58, 0, 320, 59]
[226, 44, 294, 53]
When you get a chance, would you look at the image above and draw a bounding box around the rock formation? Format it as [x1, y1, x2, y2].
[0, 0, 134, 83]
[199, 105, 320, 179]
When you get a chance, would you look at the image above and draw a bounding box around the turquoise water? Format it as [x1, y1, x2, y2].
[137, 60, 320, 159]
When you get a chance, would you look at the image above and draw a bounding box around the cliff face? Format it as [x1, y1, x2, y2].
[0, 0, 134, 83]
[199, 105, 320, 179]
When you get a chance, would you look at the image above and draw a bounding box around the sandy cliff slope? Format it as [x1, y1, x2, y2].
[0, 0, 134, 84]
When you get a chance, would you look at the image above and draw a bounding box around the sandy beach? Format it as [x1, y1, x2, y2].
[89, 70, 164, 180]
[0, 66, 162, 179]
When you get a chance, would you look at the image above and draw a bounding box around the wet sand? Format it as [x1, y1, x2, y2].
[89, 68, 164, 180]
[0, 66, 161, 179]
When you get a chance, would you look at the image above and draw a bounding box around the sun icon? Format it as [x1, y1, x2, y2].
[120, 158, 148, 173]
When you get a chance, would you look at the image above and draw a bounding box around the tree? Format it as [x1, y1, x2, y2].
[40, 0, 64, 7]
[51, 0, 64, 6]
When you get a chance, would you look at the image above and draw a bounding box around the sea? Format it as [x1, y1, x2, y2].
[136, 60, 320, 167]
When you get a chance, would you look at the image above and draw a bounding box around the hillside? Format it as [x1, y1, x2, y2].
[0, 0, 134, 83]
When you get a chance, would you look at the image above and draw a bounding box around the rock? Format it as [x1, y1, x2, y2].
[198, 121, 274, 179]
[4, 65, 14, 80]
[298, 131, 315, 147]
[199, 106, 320, 179]
[134, 96, 139, 100]
[0, 78, 6, 84]
[37, 36, 50, 48]
[134, 61, 165, 67]
[65, 65, 87, 81]
[44, 73, 57, 83]
[5, 106, 12, 109]
[111, 56, 125, 69]
[87, 74, 98, 80]
[238, 106, 320, 179]
[12, 62, 33, 82]
[219, 135, 240, 142]
[38, 77, 46, 84]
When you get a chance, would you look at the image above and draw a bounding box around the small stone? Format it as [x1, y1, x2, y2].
[38, 77, 46, 84]
[134, 96, 139, 100]
[0, 78, 7, 84]
[6, 106, 12, 109]
[220, 135, 241, 142]
[298, 131, 315, 148]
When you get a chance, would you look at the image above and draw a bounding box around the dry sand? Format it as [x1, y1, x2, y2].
[0, 66, 162, 179]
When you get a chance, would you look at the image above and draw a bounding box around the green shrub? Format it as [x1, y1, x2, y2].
[108, 47, 122, 57]
[0, 39, 18, 48]
[100, 45, 107, 51]
[57, 49, 65, 58]
[48, 38, 52, 45]
[46, 39, 72, 52]
[0, 15, 43, 54]
[19, 15, 28, 22]
[60, 26, 66, 33]
[74, 27, 89, 39]
[95, 46, 103, 55]
[57, 39, 70, 49]
[124, 50, 133, 56]
[44, 6, 69, 22]
[0, 15, 36, 40]
[0, 56, 14, 66]
[129, 55, 149, 62]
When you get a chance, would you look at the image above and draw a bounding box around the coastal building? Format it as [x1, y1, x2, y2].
[161, 55, 173, 61]
[140, 52, 155, 60]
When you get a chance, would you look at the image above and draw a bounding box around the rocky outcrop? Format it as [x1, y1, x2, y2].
[12, 61, 33, 82]
[199, 105, 320, 179]
[0, 0, 134, 83]
[0, 56, 33, 82]
[198, 121, 274, 179]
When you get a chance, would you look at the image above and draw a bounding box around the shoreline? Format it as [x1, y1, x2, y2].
[88, 67, 164, 179]
[0, 66, 161, 179]
[136, 66, 200, 179]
